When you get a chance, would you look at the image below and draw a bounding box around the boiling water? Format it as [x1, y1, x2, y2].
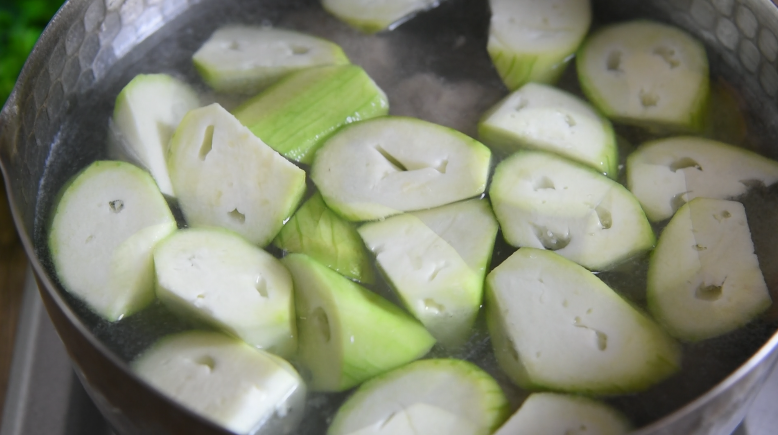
[32, 0, 778, 432]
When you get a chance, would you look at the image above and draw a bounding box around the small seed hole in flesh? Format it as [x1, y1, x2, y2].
[721, 210, 731, 218]
[255, 276, 268, 298]
[696, 284, 723, 301]
[694, 244, 707, 251]
[228, 40, 240, 51]
[606, 51, 622, 72]
[532, 224, 571, 250]
[533, 176, 555, 191]
[669, 157, 702, 172]
[639, 89, 660, 107]
[312, 307, 331, 343]
[595, 204, 612, 229]
[424, 298, 445, 314]
[195, 355, 216, 371]
[291, 45, 310, 55]
[228, 208, 246, 224]
[109, 200, 124, 213]
[653, 46, 680, 68]
[564, 114, 576, 127]
[514, 97, 529, 111]
[199, 125, 215, 161]
[375, 145, 408, 172]
[85, 235, 94, 243]
[595, 331, 608, 351]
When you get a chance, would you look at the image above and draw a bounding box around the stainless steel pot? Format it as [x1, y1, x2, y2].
[3, 0, 778, 434]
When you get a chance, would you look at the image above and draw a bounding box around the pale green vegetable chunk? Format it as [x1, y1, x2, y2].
[488, 0, 591, 90]
[328, 359, 509, 435]
[486, 248, 681, 394]
[322, 0, 440, 34]
[627, 136, 778, 222]
[494, 393, 631, 435]
[647, 198, 771, 342]
[282, 254, 435, 392]
[490, 151, 655, 271]
[109, 73, 200, 197]
[233, 65, 388, 164]
[358, 199, 498, 347]
[193, 26, 350, 94]
[167, 103, 306, 247]
[48, 161, 177, 321]
[577, 20, 709, 132]
[274, 192, 374, 284]
[133, 331, 306, 435]
[479, 82, 617, 178]
[312, 116, 492, 222]
[154, 227, 297, 358]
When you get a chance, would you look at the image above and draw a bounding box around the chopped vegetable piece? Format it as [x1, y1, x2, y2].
[282, 253, 435, 392]
[486, 248, 681, 394]
[577, 20, 709, 132]
[232, 64, 388, 164]
[193, 26, 350, 94]
[490, 151, 655, 271]
[273, 192, 374, 284]
[488, 0, 591, 90]
[479, 82, 617, 178]
[48, 161, 177, 321]
[322, 0, 441, 34]
[647, 198, 772, 341]
[167, 103, 306, 247]
[154, 227, 297, 357]
[312, 116, 491, 222]
[133, 331, 306, 435]
[328, 359, 509, 435]
[494, 393, 631, 435]
[358, 199, 498, 347]
[627, 136, 778, 222]
[109, 73, 200, 197]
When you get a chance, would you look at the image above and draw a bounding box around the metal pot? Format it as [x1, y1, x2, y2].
[3, 0, 778, 434]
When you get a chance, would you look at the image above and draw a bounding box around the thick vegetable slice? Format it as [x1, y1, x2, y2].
[627, 136, 778, 222]
[486, 248, 681, 394]
[48, 161, 177, 321]
[154, 227, 296, 358]
[328, 359, 509, 435]
[490, 151, 655, 271]
[167, 103, 306, 247]
[133, 331, 306, 435]
[282, 253, 435, 392]
[577, 20, 709, 132]
[322, 0, 440, 34]
[479, 82, 617, 178]
[358, 199, 498, 347]
[488, 0, 591, 90]
[109, 73, 200, 197]
[647, 198, 771, 341]
[232, 65, 388, 164]
[273, 192, 374, 284]
[494, 393, 631, 435]
[193, 26, 350, 94]
[311, 116, 492, 222]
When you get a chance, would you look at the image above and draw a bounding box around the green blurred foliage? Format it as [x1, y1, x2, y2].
[0, 0, 66, 105]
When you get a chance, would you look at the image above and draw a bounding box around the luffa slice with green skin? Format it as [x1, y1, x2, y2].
[494, 393, 631, 435]
[627, 136, 778, 222]
[109, 73, 200, 197]
[193, 26, 350, 94]
[282, 254, 436, 392]
[488, 0, 591, 91]
[577, 20, 709, 132]
[273, 192, 374, 284]
[479, 82, 617, 178]
[154, 228, 297, 358]
[647, 198, 771, 342]
[327, 359, 510, 435]
[167, 103, 306, 247]
[311, 116, 492, 222]
[358, 199, 498, 347]
[133, 331, 306, 435]
[322, 0, 440, 34]
[486, 248, 681, 394]
[232, 65, 388, 164]
[489, 151, 655, 271]
[48, 161, 177, 321]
